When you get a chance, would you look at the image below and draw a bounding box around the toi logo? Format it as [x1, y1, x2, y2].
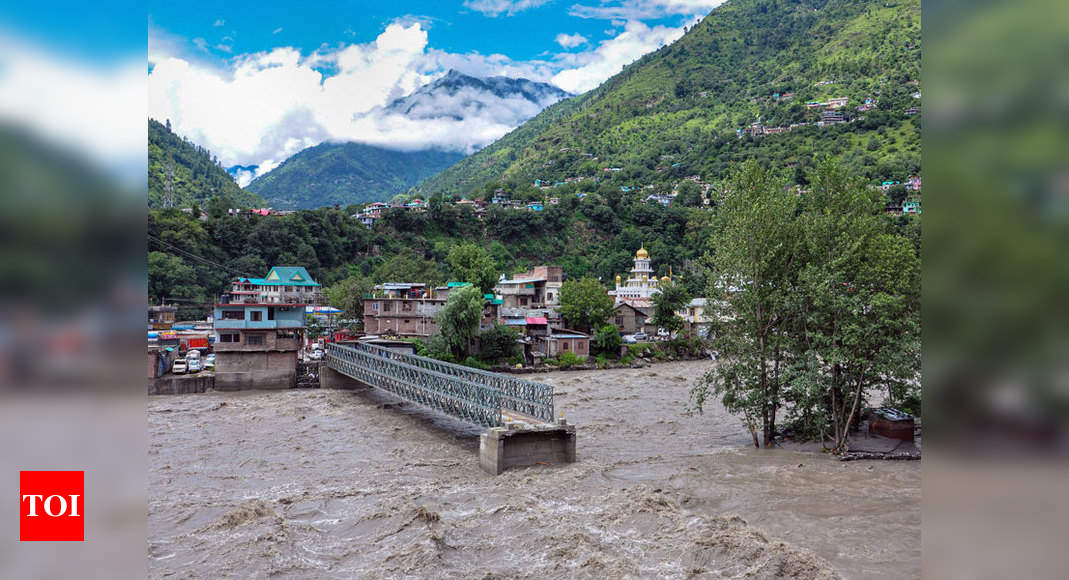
[19, 471, 84, 541]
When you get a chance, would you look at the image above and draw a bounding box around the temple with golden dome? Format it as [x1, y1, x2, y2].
[610, 246, 673, 304]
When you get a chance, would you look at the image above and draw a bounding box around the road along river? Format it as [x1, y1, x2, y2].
[149, 360, 919, 578]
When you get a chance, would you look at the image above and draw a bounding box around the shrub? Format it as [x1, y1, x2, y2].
[557, 351, 584, 369]
[593, 324, 623, 356]
[462, 356, 489, 370]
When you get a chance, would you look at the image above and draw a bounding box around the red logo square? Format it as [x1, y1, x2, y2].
[19, 471, 84, 541]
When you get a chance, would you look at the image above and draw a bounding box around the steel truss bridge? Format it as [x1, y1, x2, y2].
[325, 342, 555, 428]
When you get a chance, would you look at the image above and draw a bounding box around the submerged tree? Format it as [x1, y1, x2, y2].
[692, 161, 799, 448]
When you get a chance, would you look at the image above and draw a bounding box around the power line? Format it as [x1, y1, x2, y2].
[148, 234, 253, 278]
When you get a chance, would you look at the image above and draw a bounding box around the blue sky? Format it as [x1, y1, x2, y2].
[148, 1, 725, 180]
[149, 1, 703, 65]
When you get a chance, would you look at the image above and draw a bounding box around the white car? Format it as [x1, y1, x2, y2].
[633, 331, 649, 342]
[310, 349, 324, 361]
[172, 359, 187, 374]
[187, 358, 202, 373]
[622, 334, 638, 344]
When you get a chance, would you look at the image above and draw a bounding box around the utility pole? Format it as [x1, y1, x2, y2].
[165, 154, 176, 208]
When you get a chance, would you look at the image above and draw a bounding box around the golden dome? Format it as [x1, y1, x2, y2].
[661, 275, 671, 282]
[615, 274, 622, 285]
[636, 246, 649, 259]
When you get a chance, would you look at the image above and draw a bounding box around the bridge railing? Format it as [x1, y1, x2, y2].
[326, 342, 503, 427]
[326, 341, 555, 425]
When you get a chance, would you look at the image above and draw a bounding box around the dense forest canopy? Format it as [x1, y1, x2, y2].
[418, 0, 920, 197]
[148, 118, 263, 209]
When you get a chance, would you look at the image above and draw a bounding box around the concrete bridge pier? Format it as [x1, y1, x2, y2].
[480, 422, 577, 475]
[320, 364, 367, 390]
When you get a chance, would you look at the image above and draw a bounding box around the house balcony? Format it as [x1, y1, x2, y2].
[213, 319, 306, 330]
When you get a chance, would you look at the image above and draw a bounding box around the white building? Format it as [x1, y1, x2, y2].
[610, 247, 672, 304]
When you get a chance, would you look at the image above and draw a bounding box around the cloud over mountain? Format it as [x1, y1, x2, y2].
[148, 15, 705, 181]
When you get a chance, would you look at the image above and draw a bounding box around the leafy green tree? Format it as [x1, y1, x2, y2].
[692, 161, 799, 448]
[785, 159, 920, 452]
[559, 277, 614, 333]
[651, 280, 692, 336]
[478, 323, 521, 363]
[435, 285, 485, 359]
[675, 181, 703, 207]
[593, 324, 622, 356]
[447, 242, 498, 293]
[326, 275, 374, 320]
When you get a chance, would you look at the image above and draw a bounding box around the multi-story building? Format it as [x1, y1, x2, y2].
[213, 266, 317, 390]
[495, 265, 564, 309]
[362, 282, 501, 338]
[227, 266, 323, 305]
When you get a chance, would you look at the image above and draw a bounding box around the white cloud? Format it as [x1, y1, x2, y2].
[463, 0, 552, 17]
[213, 19, 225, 27]
[551, 20, 686, 93]
[149, 21, 569, 174]
[555, 33, 588, 49]
[149, 11, 700, 179]
[570, 0, 724, 21]
[0, 35, 145, 184]
[273, 27, 283, 34]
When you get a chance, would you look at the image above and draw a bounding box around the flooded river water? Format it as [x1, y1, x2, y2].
[149, 360, 919, 578]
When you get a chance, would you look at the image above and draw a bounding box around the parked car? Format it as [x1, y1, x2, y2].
[172, 359, 187, 374]
[622, 334, 637, 344]
[310, 349, 324, 361]
[633, 331, 649, 342]
[187, 357, 202, 373]
[204, 357, 215, 370]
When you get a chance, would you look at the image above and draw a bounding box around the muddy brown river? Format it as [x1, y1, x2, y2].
[148, 361, 919, 578]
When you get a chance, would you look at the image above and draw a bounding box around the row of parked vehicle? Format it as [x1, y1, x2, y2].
[172, 351, 214, 375]
[621, 329, 674, 344]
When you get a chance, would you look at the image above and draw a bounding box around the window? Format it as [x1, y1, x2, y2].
[222, 310, 243, 320]
[249, 310, 263, 322]
[267, 308, 275, 321]
[246, 334, 265, 346]
[384, 302, 392, 312]
[219, 333, 238, 343]
[547, 292, 553, 301]
[562, 341, 569, 351]
[615, 316, 624, 326]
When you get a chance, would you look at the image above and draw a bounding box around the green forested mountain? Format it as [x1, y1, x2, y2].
[419, 0, 920, 195]
[246, 142, 465, 210]
[148, 119, 263, 208]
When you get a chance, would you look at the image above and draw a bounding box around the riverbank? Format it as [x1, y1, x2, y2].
[149, 360, 919, 578]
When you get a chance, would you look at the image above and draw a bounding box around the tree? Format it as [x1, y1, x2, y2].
[651, 280, 692, 336]
[559, 277, 614, 333]
[447, 242, 498, 293]
[593, 324, 622, 356]
[478, 323, 520, 363]
[326, 275, 374, 320]
[435, 285, 484, 359]
[785, 159, 920, 452]
[691, 161, 799, 448]
[675, 181, 703, 207]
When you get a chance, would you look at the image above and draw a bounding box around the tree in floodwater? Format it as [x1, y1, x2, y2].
[435, 284, 485, 359]
[784, 159, 920, 452]
[692, 161, 800, 448]
[692, 159, 920, 452]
